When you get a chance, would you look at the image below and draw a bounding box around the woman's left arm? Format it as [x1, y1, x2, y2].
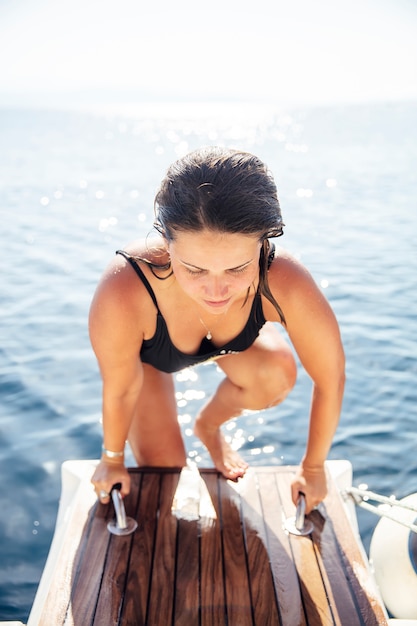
[271, 254, 346, 512]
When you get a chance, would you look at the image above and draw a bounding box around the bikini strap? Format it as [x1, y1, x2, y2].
[116, 250, 160, 311]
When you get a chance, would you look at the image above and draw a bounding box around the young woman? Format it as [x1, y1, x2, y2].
[90, 147, 345, 514]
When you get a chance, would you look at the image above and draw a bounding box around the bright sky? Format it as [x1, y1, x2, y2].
[0, 0, 416, 106]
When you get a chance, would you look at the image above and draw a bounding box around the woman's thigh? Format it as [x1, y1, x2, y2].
[128, 363, 186, 467]
[217, 322, 297, 409]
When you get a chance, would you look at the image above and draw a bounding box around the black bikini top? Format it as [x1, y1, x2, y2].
[116, 246, 273, 373]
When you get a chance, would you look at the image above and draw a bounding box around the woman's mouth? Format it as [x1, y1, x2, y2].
[203, 298, 231, 309]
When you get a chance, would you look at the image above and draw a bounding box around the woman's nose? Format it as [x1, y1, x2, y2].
[203, 276, 229, 298]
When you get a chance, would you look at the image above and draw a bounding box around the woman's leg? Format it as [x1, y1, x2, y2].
[194, 323, 297, 479]
[128, 363, 187, 467]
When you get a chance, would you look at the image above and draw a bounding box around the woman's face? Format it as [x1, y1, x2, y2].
[167, 229, 262, 314]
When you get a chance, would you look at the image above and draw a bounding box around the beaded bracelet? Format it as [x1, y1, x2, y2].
[102, 445, 125, 458]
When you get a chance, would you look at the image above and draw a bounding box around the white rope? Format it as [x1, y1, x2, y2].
[347, 487, 417, 512]
[345, 487, 417, 534]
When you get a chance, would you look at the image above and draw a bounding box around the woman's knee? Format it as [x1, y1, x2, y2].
[251, 347, 297, 409]
[218, 328, 297, 411]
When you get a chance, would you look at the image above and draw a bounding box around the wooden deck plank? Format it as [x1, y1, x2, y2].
[145, 472, 180, 626]
[309, 508, 364, 626]
[199, 473, 227, 626]
[278, 471, 335, 626]
[35, 464, 389, 626]
[64, 502, 113, 626]
[256, 470, 307, 626]
[92, 475, 141, 626]
[174, 518, 200, 625]
[170, 463, 201, 624]
[120, 472, 161, 626]
[218, 477, 254, 625]
[324, 471, 389, 626]
[238, 470, 282, 625]
[39, 477, 98, 625]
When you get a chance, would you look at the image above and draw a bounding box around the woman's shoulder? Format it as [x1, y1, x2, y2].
[92, 238, 168, 316]
[267, 245, 325, 313]
[267, 245, 337, 330]
[269, 246, 313, 286]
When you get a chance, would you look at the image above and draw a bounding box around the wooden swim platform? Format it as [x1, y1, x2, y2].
[36, 464, 388, 625]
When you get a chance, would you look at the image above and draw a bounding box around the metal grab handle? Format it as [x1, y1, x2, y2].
[107, 486, 138, 536]
[112, 489, 128, 530]
[284, 493, 315, 536]
[295, 492, 307, 531]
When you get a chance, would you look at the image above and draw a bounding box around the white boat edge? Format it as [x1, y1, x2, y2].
[1, 459, 416, 626]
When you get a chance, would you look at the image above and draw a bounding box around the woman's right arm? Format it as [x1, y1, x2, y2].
[88, 259, 145, 502]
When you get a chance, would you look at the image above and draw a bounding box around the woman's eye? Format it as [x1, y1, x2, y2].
[184, 266, 249, 276]
[185, 267, 204, 276]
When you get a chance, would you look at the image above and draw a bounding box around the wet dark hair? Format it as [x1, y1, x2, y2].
[151, 147, 286, 323]
[154, 146, 284, 240]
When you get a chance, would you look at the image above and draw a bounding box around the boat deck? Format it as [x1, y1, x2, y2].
[36, 465, 388, 625]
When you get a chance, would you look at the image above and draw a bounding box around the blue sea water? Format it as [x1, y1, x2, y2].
[0, 100, 416, 622]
